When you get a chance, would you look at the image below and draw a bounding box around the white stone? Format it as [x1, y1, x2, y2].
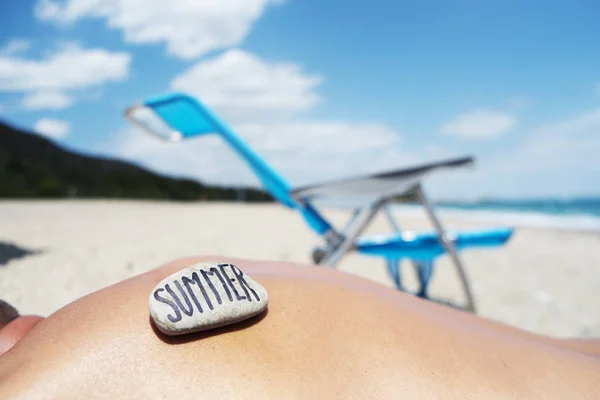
[149, 262, 268, 336]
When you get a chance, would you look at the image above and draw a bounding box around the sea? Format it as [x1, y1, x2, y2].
[316, 197, 600, 233]
[394, 198, 600, 233]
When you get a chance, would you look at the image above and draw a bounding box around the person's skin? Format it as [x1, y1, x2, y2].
[0, 256, 599, 399]
[0, 316, 43, 356]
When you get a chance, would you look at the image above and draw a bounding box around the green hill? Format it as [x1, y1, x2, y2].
[0, 121, 272, 202]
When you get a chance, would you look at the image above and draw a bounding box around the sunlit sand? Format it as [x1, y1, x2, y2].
[1, 200, 599, 337]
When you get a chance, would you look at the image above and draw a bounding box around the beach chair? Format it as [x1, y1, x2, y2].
[125, 93, 513, 313]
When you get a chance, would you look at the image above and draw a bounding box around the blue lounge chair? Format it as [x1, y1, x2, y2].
[125, 93, 513, 312]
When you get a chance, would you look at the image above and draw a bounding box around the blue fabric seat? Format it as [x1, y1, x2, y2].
[356, 228, 513, 260]
[356, 228, 513, 298]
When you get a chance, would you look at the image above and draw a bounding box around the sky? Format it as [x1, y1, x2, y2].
[1, 0, 599, 200]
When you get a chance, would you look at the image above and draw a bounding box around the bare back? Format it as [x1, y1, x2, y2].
[1, 257, 599, 399]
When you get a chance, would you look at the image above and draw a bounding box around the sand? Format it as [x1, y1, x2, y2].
[1, 200, 599, 338]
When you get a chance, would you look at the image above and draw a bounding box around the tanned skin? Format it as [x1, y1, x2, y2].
[1, 256, 599, 399]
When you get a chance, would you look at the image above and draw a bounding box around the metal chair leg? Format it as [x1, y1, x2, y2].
[415, 185, 476, 313]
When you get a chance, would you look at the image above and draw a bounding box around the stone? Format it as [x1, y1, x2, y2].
[149, 262, 268, 336]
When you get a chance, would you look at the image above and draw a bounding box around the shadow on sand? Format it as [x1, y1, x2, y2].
[0, 241, 43, 266]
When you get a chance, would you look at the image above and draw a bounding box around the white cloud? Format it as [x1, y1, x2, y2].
[111, 121, 411, 188]
[171, 49, 322, 122]
[515, 107, 600, 172]
[238, 121, 398, 155]
[106, 50, 414, 187]
[0, 39, 31, 56]
[36, 0, 283, 59]
[439, 109, 517, 139]
[0, 43, 131, 111]
[427, 107, 600, 199]
[0, 44, 131, 92]
[34, 118, 71, 139]
[22, 90, 74, 110]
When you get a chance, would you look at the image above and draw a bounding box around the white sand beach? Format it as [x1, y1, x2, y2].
[1, 200, 599, 338]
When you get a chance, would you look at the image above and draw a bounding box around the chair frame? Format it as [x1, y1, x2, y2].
[125, 93, 514, 313]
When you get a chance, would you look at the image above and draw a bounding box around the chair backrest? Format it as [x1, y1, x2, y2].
[126, 92, 332, 235]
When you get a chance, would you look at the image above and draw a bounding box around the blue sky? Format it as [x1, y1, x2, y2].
[1, 0, 599, 200]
